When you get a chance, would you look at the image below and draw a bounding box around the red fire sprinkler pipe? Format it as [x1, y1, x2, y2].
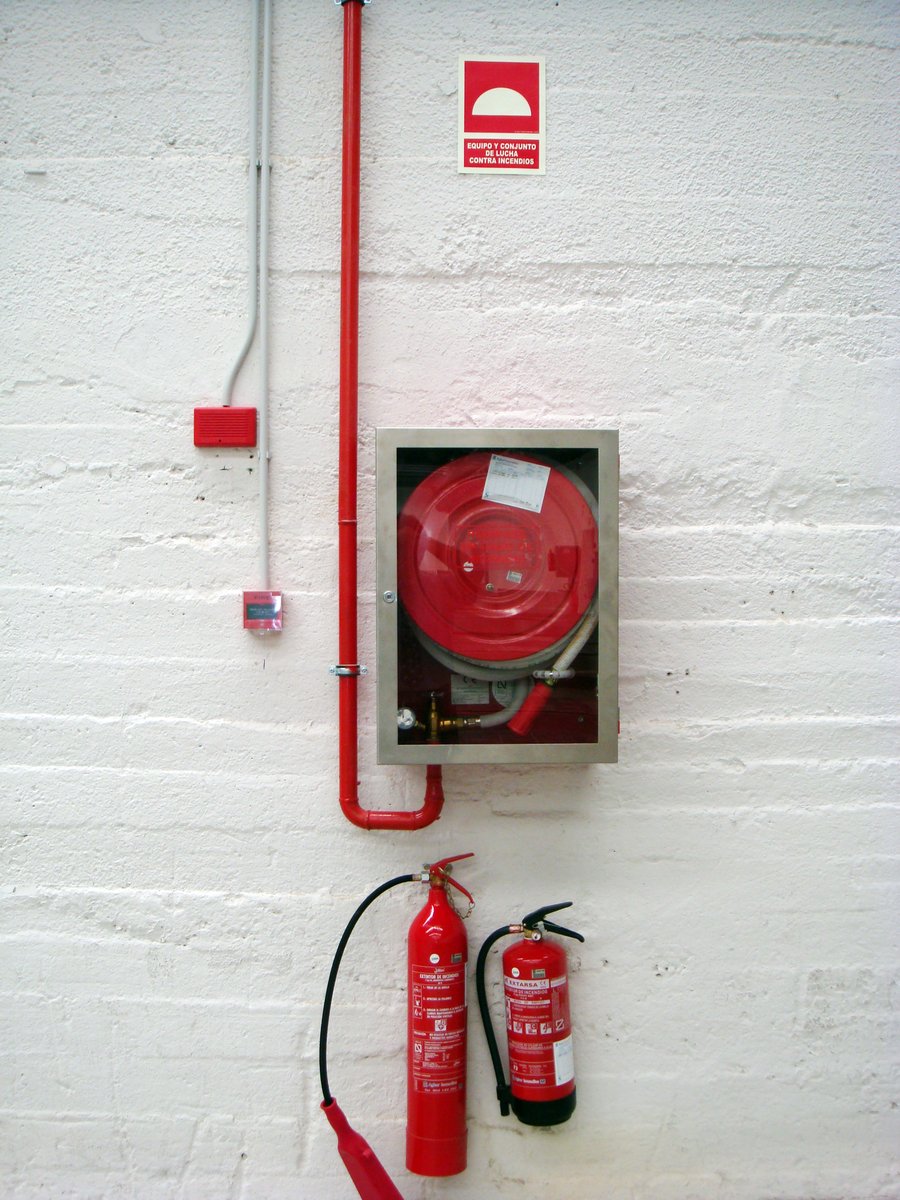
[337, 0, 443, 831]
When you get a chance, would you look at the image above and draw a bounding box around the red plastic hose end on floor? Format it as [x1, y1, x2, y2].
[322, 1099, 405, 1200]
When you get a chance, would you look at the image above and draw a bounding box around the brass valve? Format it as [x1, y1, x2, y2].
[427, 693, 480, 743]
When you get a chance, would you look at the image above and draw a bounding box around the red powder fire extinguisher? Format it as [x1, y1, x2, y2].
[476, 901, 584, 1126]
[319, 854, 474, 1200]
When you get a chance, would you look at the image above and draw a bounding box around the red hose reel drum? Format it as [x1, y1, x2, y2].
[398, 452, 598, 665]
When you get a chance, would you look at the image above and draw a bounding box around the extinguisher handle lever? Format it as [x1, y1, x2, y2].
[426, 852, 475, 911]
[542, 919, 585, 943]
[427, 852, 474, 872]
[522, 902, 585, 943]
[443, 873, 475, 911]
[522, 900, 573, 928]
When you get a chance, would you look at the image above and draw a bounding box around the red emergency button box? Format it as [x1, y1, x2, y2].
[243, 590, 282, 633]
[193, 406, 258, 447]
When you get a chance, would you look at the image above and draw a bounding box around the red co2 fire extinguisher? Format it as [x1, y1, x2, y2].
[406, 854, 474, 1177]
[319, 854, 474, 1200]
[476, 902, 584, 1127]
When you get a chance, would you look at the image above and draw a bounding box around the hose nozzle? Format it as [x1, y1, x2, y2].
[321, 1099, 404, 1200]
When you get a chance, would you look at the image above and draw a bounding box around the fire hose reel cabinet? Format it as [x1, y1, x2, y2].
[376, 429, 618, 765]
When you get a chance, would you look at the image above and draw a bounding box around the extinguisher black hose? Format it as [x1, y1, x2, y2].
[319, 874, 417, 1107]
[475, 926, 514, 1117]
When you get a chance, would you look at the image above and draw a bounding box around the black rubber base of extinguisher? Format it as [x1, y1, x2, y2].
[511, 1088, 576, 1127]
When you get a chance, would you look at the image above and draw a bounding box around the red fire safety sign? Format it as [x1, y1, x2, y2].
[458, 56, 545, 175]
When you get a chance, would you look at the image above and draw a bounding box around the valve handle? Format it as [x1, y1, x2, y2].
[428, 852, 474, 872]
[542, 919, 585, 944]
[522, 901, 584, 943]
[426, 852, 475, 909]
[521, 900, 573, 927]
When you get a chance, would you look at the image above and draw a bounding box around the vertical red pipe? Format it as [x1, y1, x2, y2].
[337, 0, 443, 831]
[338, 0, 362, 816]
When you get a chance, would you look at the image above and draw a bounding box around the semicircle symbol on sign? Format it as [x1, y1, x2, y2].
[471, 86, 532, 117]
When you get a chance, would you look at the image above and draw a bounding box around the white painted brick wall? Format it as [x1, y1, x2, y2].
[2, 0, 898, 1196]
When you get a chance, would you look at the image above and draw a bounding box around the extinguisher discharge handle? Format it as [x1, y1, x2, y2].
[522, 901, 584, 942]
[425, 852, 476, 911]
[426, 851, 474, 873]
[542, 919, 585, 943]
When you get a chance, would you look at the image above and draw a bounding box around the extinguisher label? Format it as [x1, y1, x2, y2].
[410, 964, 467, 1094]
[504, 971, 573, 1096]
[553, 1033, 575, 1086]
[506, 976, 548, 992]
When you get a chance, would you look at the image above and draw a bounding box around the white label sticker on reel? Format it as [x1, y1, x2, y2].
[482, 455, 550, 513]
[450, 674, 491, 705]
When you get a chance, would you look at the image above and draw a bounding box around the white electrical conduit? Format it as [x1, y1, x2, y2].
[221, 2, 261, 407]
[220, 0, 272, 591]
[257, 0, 272, 590]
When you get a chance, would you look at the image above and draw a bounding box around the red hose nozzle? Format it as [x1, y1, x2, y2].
[506, 680, 553, 736]
[322, 1099, 405, 1200]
